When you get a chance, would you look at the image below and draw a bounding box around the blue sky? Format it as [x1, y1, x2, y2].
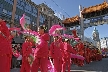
[31, 0, 108, 38]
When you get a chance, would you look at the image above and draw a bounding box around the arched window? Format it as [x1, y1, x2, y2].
[44, 8, 46, 12]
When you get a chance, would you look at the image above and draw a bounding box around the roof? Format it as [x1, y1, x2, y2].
[82, 2, 108, 14]
[62, 15, 80, 25]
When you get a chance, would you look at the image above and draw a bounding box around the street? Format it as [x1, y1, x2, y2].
[70, 58, 108, 72]
[10, 58, 108, 72]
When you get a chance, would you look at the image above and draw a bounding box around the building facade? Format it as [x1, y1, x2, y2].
[0, 0, 62, 43]
[0, 0, 39, 29]
[0, 0, 61, 29]
[100, 37, 108, 48]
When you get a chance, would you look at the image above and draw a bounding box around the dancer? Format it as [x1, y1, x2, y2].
[72, 28, 78, 38]
[0, 18, 12, 72]
[20, 36, 34, 72]
[31, 25, 49, 72]
[62, 39, 77, 72]
[50, 36, 63, 72]
[77, 39, 84, 66]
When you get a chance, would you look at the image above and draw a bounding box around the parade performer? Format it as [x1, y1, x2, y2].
[77, 39, 84, 66]
[89, 48, 92, 62]
[0, 19, 12, 72]
[31, 25, 50, 72]
[49, 24, 65, 71]
[62, 39, 77, 72]
[97, 49, 102, 61]
[72, 45, 78, 65]
[72, 28, 78, 38]
[20, 36, 34, 72]
[50, 36, 63, 72]
[85, 47, 90, 64]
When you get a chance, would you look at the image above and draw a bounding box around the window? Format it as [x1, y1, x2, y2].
[17, 0, 20, 5]
[24, 2, 31, 14]
[5, 0, 13, 4]
[32, 7, 38, 17]
[0, 4, 3, 8]
[17, 0, 24, 10]
[6, 24, 10, 28]
[15, 14, 19, 19]
[21, 2, 25, 6]
[7, 11, 12, 15]
[2, 9, 7, 14]
[44, 8, 46, 12]
[17, 5, 23, 10]
[40, 14, 44, 23]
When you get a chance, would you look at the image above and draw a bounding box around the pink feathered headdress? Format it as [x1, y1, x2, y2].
[20, 30, 39, 37]
[49, 24, 65, 36]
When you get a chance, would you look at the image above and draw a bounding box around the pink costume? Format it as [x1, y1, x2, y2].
[20, 42, 32, 72]
[61, 42, 76, 72]
[0, 21, 12, 72]
[50, 37, 63, 72]
[31, 33, 49, 72]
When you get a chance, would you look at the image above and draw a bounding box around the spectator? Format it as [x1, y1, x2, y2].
[11, 48, 19, 69]
[16, 52, 22, 68]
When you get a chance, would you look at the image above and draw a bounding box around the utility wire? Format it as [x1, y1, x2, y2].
[50, 0, 71, 17]
[43, 1, 65, 19]
[43, 0, 91, 37]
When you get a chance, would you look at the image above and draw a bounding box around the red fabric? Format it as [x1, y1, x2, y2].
[0, 21, 12, 72]
[50, 41, 63, 58]
[22, 42, 32, 57]
[72, 29, 78, 38]
[50, 41, 63, 72]
[0, 21, 12, 55]
[31, 33, 49, 72]
[61, 42, 76, 72]
[62, 42, 77, 58]
[58, 37, 62, 42]
[77, 42, 84, 50]
[35, 33, 49, 57]
[20, 42, 32, 72]
[31, 57, 48, 72]
[20, 57, 31, 72]
[40, 33, 49, 41]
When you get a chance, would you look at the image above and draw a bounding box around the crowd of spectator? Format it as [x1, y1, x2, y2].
[11, 44, 22, 69]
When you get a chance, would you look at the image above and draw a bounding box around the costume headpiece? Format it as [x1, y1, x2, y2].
[49, 24, 65, 36]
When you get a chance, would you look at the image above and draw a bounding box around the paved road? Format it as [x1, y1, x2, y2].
[11, 58, 108, 72]
[71, 58, 108, 72]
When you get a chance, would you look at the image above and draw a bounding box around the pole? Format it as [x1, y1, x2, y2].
[79, 5, 84, 42]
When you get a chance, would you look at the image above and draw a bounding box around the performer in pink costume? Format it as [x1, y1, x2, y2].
[0, 19, 12, 72]
[77, 40, 84, 66]
[20, 36, 33, 72]
[31, 25, 49, 72]
[61, 39, 77, 72]
[50, 36, 63, 72]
